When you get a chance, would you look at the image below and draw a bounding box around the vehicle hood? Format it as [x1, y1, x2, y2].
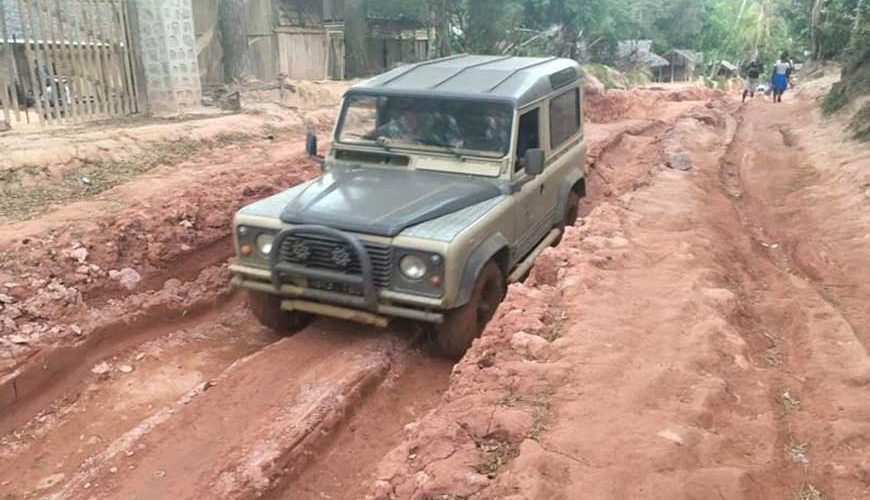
[278, 167, 503, 237]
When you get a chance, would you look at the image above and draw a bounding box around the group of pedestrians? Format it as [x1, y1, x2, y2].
[742, 52, 795, 104]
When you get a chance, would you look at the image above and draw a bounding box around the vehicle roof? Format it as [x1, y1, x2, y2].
[347, 55, 582, 107]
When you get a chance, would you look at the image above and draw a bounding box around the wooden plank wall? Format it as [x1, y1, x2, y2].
[192, 0, 223, 87]
[276, 27, 327, 80]
[0, 0, 138, 128]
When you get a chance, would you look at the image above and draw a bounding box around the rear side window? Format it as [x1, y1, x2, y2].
[549, 88, 581, 149]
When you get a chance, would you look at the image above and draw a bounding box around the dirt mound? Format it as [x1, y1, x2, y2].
[367, 101, 870, 500]
[0, 151, 317, 377]
[584, 87, 722, 123]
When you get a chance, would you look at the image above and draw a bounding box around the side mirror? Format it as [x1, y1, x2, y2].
[306, 131, 324, 165]
[524, 148, 545, 176]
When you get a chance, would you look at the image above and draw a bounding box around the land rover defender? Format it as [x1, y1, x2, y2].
[230, 55, 587, 358]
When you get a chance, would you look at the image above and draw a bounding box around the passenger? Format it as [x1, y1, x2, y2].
[771, 52, 791, 103]
[480, 103, 510, 152]
[377, 107, 421, 143]
[742, 59, 762, 103]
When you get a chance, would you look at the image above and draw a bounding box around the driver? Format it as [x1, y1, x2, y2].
[375, 102, 463, 148]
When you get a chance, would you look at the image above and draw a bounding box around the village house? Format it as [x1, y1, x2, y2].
[616, 39, 669, 80]
[663, 49, 704, 82]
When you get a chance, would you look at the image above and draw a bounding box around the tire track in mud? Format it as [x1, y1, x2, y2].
[716, 106, 870, 499]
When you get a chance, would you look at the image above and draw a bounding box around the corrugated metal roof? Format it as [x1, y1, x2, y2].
[618, 40, 669, 68]
[665, 49, 704, 64]
[717, 60, 738, 72]
[350, 54, 582, 107]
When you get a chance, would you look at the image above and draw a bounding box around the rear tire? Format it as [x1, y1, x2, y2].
[433, 261, 506, 360]
[248, 291, 311, 334]
[553, 190, 581, 246]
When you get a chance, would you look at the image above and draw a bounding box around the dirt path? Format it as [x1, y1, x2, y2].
[366, 95, 870, 499]
[7, 87, 818, 500]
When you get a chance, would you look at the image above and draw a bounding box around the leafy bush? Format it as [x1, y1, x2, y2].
[585, 64, 618, 90]
[822, 85, 849, 115]
[851, 102, 870, 142]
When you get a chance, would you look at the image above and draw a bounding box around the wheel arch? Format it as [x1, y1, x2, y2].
[557, 170, 586, 223]
[456, 232, 509, 307]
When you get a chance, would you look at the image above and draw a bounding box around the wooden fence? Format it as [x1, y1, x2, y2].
[0, 0, 138, 127]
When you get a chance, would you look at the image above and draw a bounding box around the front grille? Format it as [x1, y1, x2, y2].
[278, 233, 393, 289]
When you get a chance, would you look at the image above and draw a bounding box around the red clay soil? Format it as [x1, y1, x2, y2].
[10, 83, 865, 500]
[0, 134, 321, 379]
[366, 97, 870, 500]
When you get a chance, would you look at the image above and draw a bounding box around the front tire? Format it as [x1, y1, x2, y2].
[248, 291, 311, 334]
[433, 261, 506, 360]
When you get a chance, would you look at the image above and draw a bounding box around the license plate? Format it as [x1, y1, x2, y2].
[309, 279, 363, 296]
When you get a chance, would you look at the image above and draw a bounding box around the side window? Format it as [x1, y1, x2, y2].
[515, 108, 540, 172]
[549, 88, 581, 149]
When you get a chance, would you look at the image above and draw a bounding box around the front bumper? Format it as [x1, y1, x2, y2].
[230, 264, 445, 324]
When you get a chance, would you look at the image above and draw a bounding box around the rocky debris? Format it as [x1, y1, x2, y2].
[68, 246, 89, 264]
[117, 364, 134, 373]
[91, 361, 112, 375]
[35, 473, 65, 491]
[509, 332, 550, 360]
[7, 334, 30, 344]
[109, 268, 142, 291]
[666, 151, 693, 171]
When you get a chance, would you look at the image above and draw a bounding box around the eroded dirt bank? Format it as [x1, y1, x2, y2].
[366, 96, 870, 499]
[5, 84, 861, 500]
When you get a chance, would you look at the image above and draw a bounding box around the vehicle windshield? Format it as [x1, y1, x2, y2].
[336, 94, 513, 157]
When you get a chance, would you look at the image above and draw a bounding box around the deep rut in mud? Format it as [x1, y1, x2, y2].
[713, 103, 870, 498]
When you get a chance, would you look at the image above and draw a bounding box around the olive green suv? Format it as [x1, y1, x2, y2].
[231, 55, 587, 358]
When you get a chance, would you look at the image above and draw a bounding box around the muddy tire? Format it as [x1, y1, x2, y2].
[553, 190, 581, 246]
[248, 291, 311, 334]
[433, 261, 506, 360]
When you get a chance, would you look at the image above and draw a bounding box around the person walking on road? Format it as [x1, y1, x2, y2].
[743, 60, 763, 103]
[771, 52, 793, 103]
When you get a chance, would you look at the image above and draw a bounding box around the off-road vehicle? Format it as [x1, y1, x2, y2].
[230, 55, 587, 358]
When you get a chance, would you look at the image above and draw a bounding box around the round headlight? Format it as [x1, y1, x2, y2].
[399, 254, 427, 280]
[255, 233, 274, 255]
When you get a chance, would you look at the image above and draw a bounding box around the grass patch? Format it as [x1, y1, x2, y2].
[794, 484, 824, 500]
[850, 102, 870, 142]
[625, 69, 651, 88]
[821, 85, 849, 115]
[585, 64, 619, 90]
[781, 392, 801, 413]
[473, 438, 519, 478]
[0, 137, 201, 220]
[498, 393, 552, 441]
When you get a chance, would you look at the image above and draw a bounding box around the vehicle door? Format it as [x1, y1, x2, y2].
[545, 85, 585, 213]
[512, 107, 556, 260]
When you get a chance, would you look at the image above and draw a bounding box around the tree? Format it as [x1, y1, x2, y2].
[219, 0, 251, 83]
[345, 0, 370, 77]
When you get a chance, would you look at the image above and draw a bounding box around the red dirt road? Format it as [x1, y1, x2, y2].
[1, 84, 868, 500]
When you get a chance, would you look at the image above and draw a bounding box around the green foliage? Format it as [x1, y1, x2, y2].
[625, 69, 651, 87]
[822, 85, 849, 114]
[366, 0, 428, 20]
[419, 0, 862, 87]
[584, 64, 619, 90]
[851, 102, 870, 141]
